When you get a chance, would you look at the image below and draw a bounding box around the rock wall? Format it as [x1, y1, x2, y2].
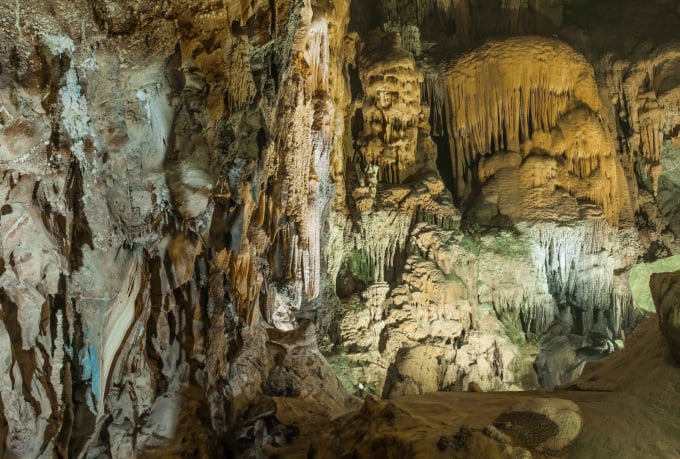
[0, 0, 355, 456]
[650, 270, 680, 362]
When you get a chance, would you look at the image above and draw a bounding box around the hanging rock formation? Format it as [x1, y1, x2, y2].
[0, 0, 355, 456]
[439, 36, 631, 225]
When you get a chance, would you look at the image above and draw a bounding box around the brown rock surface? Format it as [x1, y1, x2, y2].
[650, 270, 680, 362]
[269, 316, 680, 458]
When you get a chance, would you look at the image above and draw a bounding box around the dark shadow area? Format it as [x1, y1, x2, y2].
[348, 64, 362, 100]
[433, 135, 456, 200]
[348, 0, 381, 36]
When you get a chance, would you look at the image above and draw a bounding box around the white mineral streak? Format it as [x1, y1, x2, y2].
[60, 68, 93, 144]
[304, 127, 331, 300]
[0, 320, 44, 458]
[99, 255, 142, 411]
[135, 84, 173, 169]
[50, 310, 65, 409]
[306, 16, 330, 93]
[302, 16, 333, 301]
[40, 33, 75, 55]
[270, 281, 303, 331]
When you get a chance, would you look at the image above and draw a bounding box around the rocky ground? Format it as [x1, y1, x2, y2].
[269, 315, 680, 458]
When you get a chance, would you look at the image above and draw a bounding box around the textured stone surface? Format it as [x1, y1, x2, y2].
[0, 0, 355, 456]
[268, 316, 680, 458]
[650, 270, 680, 362]
[494, 398, 582, 454]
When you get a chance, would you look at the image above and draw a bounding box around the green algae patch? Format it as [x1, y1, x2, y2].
[630, 255, 680, 312]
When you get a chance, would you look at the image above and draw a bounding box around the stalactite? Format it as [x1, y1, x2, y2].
[303, 105, 333, 300]
[224, 32, 256, 112]
[305, 16, 330, 93]
[300, 19, 331, 300]
[441, 37, 600, 194]
[351, 210, 413, 283]
[421, 72, 446, 136]
[355, 31, 425, 186]
[608, 49, 680, 197]
[439, 36, 634, 224]
[383, 22, 422, 56]
[525, 221, 641, 336]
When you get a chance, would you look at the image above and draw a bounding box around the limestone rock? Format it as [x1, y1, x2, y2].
[356, 31, 426, 184]
[650, 270, 680, 362]
[493, 398, 582, 454]
[441, 36, 632, 225]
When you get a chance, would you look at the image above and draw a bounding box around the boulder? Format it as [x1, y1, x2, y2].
[650, 271, 680, 362]
[492, 398, 582, 455]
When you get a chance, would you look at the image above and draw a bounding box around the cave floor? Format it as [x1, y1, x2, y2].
[270, 317, 680, 458]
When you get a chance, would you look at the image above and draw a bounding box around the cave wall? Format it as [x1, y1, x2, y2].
[0, 0, 355, 456]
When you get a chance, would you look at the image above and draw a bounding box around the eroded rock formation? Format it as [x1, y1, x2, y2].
[650, 270, 680, 362]
[272, 315, 680, 458]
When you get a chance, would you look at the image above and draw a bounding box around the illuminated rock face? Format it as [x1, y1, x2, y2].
[0, 1, 354, 456]
[440, 37, 631, 225]
[1, 0, 680, 456]
[355, 31, 426, 185]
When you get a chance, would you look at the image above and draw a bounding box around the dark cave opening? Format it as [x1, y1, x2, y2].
[348, 0, 381, 35]
[433, 135, 457, 199]
[348, 64, 362, 100]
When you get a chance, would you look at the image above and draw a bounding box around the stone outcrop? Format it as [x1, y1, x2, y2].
[330, 28, 647, 395]
[328, 30, 526, 398]
[0, 0, 355, 456]
[650, 270, 680, 362]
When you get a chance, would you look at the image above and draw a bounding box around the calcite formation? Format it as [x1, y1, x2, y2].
[439, 37, 632, 227]
[271, 316, 680, 458]
[355, 31, 427, 185]
[1, 0, 680, 457]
